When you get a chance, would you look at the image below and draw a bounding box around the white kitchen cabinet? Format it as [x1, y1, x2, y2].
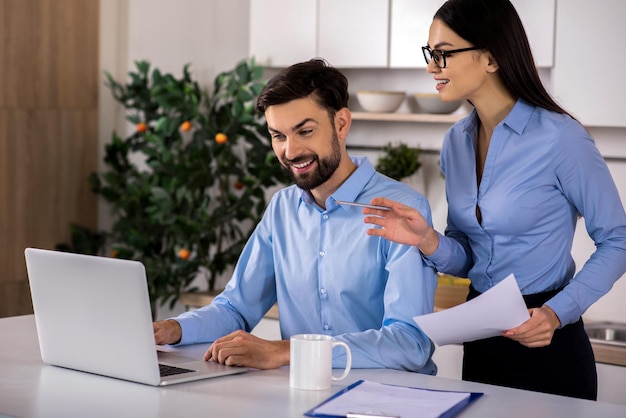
[318, 0, 389, 68]
[389, 0, 445, 68]
[597, 363, 626, 405]
[432, 344, 463, 380]
[510, 0, 555, 67]
[249, 0, 317, 67]
[553, 0, 626, 127]
[390, 0, 555, 68]
[249, 0, 388, 68]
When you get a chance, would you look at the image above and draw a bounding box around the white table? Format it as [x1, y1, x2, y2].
[2, 315, 626, 418]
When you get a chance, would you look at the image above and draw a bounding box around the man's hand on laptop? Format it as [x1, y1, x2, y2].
[204, 330, 290, 369]
[153, 320, 182, 345]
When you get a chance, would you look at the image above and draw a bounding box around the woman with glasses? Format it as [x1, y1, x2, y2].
[362, 0, 626, 400]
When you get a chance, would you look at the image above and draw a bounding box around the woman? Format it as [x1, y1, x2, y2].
[363, 0, 626, 400]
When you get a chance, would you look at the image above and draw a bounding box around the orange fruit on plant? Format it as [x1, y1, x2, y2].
[233, 180, 244, 190]
[180, 121, 192, 132]
[178, 248, 191, 260]
[215, 132, 228, 144]
[110, 249, 119, 258]
[136, 122, 148, 133]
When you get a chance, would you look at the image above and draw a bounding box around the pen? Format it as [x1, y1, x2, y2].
[335, 201, 391, 211]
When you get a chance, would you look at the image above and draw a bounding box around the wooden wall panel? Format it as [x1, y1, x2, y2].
[0, 0, 99, 317]
[1, 0, 99, 108]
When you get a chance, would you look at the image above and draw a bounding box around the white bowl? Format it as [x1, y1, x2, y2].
[413, 93, 463, 114]
[356, 90, 405, 113]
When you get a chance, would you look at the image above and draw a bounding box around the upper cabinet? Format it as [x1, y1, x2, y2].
[509, 0, 555, 67]
[390, 0, 555, 68]
[249, 0, 317, 67]
[318, 0, 389, 68]
[553, 0, 626, 127]
[250, 0, 555, 69]
[249, 0, 388, 68]
[389, 0, 446, 68]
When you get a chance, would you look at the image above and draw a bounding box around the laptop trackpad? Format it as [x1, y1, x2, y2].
[157, 351, 198, 365]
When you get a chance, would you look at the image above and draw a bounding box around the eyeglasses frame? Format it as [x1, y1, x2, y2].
[421, 46, 482, 69]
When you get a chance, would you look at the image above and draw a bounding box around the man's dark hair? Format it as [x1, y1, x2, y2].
[256, 58, 349, 119]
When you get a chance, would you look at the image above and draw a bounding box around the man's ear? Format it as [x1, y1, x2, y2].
[335, 107, 352, 140]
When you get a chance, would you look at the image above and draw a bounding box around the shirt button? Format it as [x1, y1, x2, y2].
[323, 214, 329, 220]
[324, 324, 330, 330]
[320, 288, 326, 295]
[319, 251, 325, 257]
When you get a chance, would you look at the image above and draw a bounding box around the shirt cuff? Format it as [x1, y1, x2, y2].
[423, 231, 452, 267]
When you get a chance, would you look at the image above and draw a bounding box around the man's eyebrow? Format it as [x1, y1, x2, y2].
[268, 118, 317, 134]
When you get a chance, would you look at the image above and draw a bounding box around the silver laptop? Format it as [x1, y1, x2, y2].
[24, 247, 247, 386]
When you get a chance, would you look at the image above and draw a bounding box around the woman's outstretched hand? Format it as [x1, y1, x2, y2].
[363, 197, 439, 256]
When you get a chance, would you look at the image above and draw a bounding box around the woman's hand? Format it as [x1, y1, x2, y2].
[363, 197, 439, 255]
[503, 305, 561, 347]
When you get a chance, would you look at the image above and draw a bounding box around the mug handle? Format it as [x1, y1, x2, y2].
[331, 341, 352, 381]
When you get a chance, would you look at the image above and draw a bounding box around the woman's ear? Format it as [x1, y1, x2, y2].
[335, 107, 352, 140]
[485, 52, 499, 73]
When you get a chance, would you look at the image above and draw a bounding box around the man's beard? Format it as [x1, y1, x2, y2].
[282, 130, 341, 191]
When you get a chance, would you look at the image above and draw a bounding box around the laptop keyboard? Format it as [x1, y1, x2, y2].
[159, 363, 195, 377]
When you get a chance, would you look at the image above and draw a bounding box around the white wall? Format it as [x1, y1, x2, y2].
[99, 1, 626, 323]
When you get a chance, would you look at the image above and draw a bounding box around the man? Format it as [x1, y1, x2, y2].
[154, 58, 437, 373]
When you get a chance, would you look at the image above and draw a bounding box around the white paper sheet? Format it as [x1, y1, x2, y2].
[414, 274, 530, 346]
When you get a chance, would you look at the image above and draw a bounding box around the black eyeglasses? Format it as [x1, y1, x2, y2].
[422, 46, 481, 69]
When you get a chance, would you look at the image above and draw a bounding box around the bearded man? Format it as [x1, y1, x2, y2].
[153, 59, 437, 374]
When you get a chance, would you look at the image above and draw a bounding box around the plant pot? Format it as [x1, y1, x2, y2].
[434, 275, 470, 312]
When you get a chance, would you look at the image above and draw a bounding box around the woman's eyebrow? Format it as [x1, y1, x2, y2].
[433, 41, 454, 49]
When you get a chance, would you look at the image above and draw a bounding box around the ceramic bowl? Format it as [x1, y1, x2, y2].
[413, 93, 463, 114]
[356, 90, 405, 113]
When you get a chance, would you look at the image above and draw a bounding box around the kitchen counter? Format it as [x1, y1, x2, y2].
[591, 342, 626, 367]
[585, 321, 626, 367]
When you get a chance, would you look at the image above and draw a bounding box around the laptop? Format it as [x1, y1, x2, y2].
[24, 247, 247, 386]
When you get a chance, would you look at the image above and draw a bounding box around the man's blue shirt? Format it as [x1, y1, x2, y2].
[174, 157, 438, 373]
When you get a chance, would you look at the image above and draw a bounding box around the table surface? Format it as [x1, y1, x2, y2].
[2, 315, 626, 418]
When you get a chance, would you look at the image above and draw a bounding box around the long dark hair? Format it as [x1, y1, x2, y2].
[435, 0, 571, 117]
[256, 58, 349, 120]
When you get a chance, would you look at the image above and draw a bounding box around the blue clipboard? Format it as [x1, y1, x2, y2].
[303, 380, 483, 418]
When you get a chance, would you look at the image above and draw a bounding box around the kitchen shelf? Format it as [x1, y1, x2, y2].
[351, 111, 466, 124]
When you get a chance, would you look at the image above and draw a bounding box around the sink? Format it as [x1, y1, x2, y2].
[585, 322, 626, 347]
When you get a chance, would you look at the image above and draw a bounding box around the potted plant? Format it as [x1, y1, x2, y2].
[58, 59, 289, 316]
[375, 141, 422, 182]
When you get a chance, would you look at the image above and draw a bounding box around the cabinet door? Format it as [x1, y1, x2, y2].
[510, 0, 555, 67]
[249, 0, 316, 67]
[390, 0, 442, 68]
[318, 0, 389, 68]
[553, 0, 626, 127]
[390, 0, 555, 69]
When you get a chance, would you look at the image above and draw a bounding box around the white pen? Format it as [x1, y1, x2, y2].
[335, 200, 390, 211]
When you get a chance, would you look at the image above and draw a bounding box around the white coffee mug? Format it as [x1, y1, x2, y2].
[289, 334, 352, 390]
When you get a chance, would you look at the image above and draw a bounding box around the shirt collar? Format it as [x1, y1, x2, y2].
[462, 98, 534, 137]
[298, 156, 375, 211]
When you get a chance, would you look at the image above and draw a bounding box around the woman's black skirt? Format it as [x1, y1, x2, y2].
[462, 285, 597, 400]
